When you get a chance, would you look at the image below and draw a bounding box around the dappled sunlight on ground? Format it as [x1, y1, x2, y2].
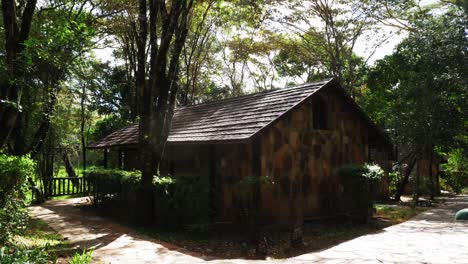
[29, 197, 209, 263]
[29, 195, 468, 263]
[292, 195, 468, 264]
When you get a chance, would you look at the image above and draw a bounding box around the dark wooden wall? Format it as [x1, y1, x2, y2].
[257, 90, 372, 226]
[115, 88, 392, 226]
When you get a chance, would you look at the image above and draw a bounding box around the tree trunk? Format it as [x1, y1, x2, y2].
[412, 160, 420, 208]
[30, 85, 61, 155]
[80, 85, 87, 174]
[39, 148, 54, 198]
[62, 152, 77, 178]
[394, 155, 417, 201]
[135, 0, 194, 226]
[0, 0, 37, 151]
[429, 151, 435, 200]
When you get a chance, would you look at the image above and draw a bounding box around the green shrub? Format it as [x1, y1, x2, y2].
[337, 163, 384, 182]
[69, 249, 93, 264]
[0, 246, 50, 264]
[337, 163, 384, 222]
[152, 175, 210, 227]
[388, 164, 403, 196]
[441, 149, 468, 194]
[0, 154, 36, 244]
[84, 167, 141, 206]
[85, 169, 210, 227]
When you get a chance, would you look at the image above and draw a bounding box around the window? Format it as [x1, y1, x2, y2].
[313, 96, 328, 130]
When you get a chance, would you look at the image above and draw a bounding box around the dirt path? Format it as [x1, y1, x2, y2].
[30, 195, 468, 264]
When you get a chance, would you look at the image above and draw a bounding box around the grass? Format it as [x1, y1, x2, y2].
[11, 218, 79, 262]
[55, 167, 87, 178]
[69, 249, 93, 264]
[26, 166, 92, 202]
[375, 204, 426, 224]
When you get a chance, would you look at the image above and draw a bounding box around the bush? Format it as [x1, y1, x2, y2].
[388, 164, 403, 197]
[84, 167, 141, 206]
[70, 249, 93, 264]
[0, 154, 36, 244]
[337, 163, 384, 221]
[441, 149, 468, 194]
[152, 175, 210, 227]
[0, 246, 50, 264]
[235, 176, 274, 229]
[85, 168, 210, 227]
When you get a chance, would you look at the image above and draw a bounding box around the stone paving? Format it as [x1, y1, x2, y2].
[29, 198, 209, 263]
[30, 195, 468, 264]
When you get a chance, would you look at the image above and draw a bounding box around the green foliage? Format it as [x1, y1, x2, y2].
[388, 165, 403, 197]
[86, 169, 210, 227]
[237, 175, 274, 190]
[85, 167, 141, 205]
[0, 154, 36, 244]
[374, 204, 425, 224]
[0, 154, 36, 204]
[90, 115, 131, 142]
[85, 167, 141, 184]
[336, 163, 384, 182]
[152, 175, 210, 227]
[0, 246, 50, 264]
[363, 9, 467, 153]
[70, 249, 93, 264]
[441, 149, 468, 193]
[337, 163, 384, 221]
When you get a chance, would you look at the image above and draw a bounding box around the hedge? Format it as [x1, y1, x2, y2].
[85, 168, 210, 227]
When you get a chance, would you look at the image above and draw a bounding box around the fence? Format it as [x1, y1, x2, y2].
[44, 177, 93, 197]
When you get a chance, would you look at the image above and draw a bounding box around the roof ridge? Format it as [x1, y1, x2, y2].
[176, 78, 333, 110]
[88, 78, 335, 148]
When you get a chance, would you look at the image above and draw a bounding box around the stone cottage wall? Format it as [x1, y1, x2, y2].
[257, 89, 371, 226]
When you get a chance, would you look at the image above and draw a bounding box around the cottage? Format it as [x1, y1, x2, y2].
[89, 78, 393, 226]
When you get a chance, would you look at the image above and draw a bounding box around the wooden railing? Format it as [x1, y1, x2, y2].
[45, 177, 93, 197]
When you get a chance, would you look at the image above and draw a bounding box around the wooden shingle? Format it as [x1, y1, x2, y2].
[88, 79, 332, 148]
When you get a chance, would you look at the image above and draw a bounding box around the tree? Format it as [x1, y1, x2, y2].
[135, 0, 195, 223]
[0, 0, 37, 151]
[0, 0, 111, 155]
[363, 8, 467, 200]
[273, 0, 372, 93]
[442, 148, 468, 193]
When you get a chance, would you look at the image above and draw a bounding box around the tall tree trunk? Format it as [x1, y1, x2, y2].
[0, 0, 37, 151]
[80, 85, 87, 174]
[394, 155, 417, 201]
[412, 160, 420, 208]
[38, 136, 54, 198]
[429, 151, 435, 200]
[30, 85, 60, 155]
[136, 0, 194, 226]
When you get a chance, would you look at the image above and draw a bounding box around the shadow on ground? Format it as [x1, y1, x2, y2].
[29, 195, 468, 263]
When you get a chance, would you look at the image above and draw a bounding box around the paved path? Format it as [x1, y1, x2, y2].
[290, 195, 468, 264]
[29, 197, 210, 264]
[30, 195, 468, 264]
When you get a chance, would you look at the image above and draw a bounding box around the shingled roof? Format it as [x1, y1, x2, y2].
[89, 78, 390, 148]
